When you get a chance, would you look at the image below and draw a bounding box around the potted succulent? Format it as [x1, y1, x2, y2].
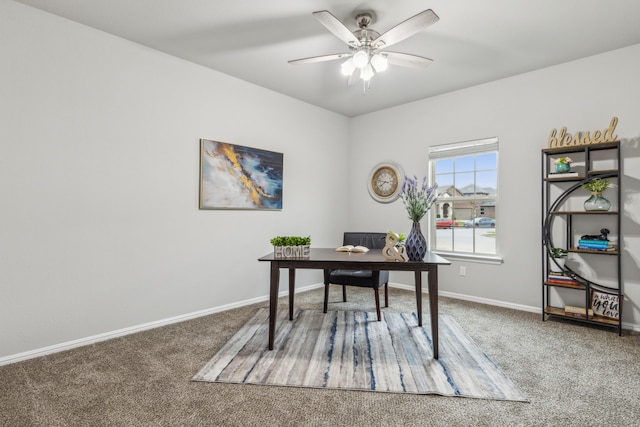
[554, 157, 573, 173]
[581, 178, 611, 211]
[549, 247, 568, 271]
[386, 230, 406, 246]
[270, 235, 311, 258]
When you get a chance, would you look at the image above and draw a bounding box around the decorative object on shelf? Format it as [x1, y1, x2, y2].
[591, 290, 621, 319]
[200, 139, 283, 210]
[578, 229, 616, 251]
[398, 176, 438, 261]
[270, 236, 311, 258]
[581, 178, 611, 211]
[583, 193, 612, 211]
[554, 157, 573, 173]
[580, 228, 610, 241]
[549, 247, 568, 271]
[564, 305, 594, 318]
[368, 162, 405, 203]
[382, 231, 406, 262]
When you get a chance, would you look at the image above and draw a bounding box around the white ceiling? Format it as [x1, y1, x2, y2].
[15, 0, 640, 117]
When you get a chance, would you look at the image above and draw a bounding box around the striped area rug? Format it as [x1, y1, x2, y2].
[193, 309, 528, 401]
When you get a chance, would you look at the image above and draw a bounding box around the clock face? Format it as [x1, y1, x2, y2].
[372, 167, 398, 197]
[368, 162, 404, 203]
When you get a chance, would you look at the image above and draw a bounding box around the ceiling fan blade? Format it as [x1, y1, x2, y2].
[288, 53, 351, 65]
[384, 52, 433, 69]
[313, 10, 360, 47]
[373, 9, 439, 49]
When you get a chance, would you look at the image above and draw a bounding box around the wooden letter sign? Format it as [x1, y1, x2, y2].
[548, 117, 619, 148]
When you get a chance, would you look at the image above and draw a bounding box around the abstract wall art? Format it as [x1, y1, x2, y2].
[199, 139, 283, 210]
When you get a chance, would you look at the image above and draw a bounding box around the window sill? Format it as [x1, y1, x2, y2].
[432, 251, 503, 265]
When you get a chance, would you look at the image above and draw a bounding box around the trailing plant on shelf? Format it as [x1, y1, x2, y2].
[270, 236, 311, 246]
[581, 178, 610, 193]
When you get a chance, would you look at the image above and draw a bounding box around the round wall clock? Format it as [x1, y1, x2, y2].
[367, 162, 404, 203]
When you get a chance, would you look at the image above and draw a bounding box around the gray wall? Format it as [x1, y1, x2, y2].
[0, 1, 349, 360]
[348, 44, 640, 325]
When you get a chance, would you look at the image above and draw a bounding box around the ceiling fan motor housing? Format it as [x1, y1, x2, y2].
[355, 12, 373, 28]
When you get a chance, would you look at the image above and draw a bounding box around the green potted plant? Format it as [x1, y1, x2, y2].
[386, 230, 406, 246]
[550, 247, 568, 259]
[581, 178, 611, 211]
[554, 156, 573, 173]
[382, 230, 407, 261]
[270, 235, 311, 258]
[549, 247, 568, 272]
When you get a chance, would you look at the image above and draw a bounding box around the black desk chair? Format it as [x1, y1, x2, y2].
[323, 232, 389, 320]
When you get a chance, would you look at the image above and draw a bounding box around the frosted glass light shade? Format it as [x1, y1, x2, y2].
[360, 64, 375, 81]
[341, 58, 355, 76]
[352, 50, 369, 69]
[371, 54, 388, 72]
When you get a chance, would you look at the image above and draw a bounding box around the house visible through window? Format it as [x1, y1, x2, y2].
[428, 137, 499, 259]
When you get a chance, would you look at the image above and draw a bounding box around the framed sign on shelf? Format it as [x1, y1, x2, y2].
[590, 290, 622, 320]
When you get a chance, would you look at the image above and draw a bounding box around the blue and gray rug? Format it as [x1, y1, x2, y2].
[193, 309, 528, 402]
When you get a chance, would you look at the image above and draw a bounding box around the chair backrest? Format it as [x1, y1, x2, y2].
[343, 232, 387, 249]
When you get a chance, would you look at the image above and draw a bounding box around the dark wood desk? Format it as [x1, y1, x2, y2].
[258, 248, 450, 358]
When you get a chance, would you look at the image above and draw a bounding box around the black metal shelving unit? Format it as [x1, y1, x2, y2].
[541, 141, 622, 335]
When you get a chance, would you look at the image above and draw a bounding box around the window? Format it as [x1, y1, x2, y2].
[428, 137, 500, 262]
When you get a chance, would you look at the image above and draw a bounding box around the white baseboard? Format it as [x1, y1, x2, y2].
[2, 281, 636, 366]
[0, 283, 323, 366]
[389, 282, 639, 332]
[388, 283, 539, 313]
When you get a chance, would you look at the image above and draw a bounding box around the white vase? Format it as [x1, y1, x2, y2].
[551, 257, 565, 272]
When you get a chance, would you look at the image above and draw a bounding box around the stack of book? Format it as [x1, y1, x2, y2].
[577, 239, 617, 251]
[564, 305, 594, 318]
[547, 274, 580, 286]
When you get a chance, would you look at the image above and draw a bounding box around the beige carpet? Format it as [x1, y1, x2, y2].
[3, 287, 640, 426]
[193, 308, 528, 401]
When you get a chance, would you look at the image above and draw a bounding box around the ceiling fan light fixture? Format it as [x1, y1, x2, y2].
[340, 58, 356, 76]
[360, 64, 375, 81]
[290, 9, 439, 90]
[371, 53, 388, 72]
[352, 50, 369, 69]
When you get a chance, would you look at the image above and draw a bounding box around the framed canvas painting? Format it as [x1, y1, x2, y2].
[199, 139, 283, 210]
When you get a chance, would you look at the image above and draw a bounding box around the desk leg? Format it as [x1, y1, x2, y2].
[288, 268, 295, 321]
[268, 262, 280, 350]
[415, 270, 422, 327]
[429, 266, 439, 359]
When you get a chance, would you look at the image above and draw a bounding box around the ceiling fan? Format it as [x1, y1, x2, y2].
[289, 9, 439, 86]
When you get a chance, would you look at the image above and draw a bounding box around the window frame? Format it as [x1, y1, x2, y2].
[428, 137, 503, 264]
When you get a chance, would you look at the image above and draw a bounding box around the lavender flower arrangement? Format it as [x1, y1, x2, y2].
[399, 176, 438, 222]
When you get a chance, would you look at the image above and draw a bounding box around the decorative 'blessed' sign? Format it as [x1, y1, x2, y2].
[548, 117, 619, 148]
